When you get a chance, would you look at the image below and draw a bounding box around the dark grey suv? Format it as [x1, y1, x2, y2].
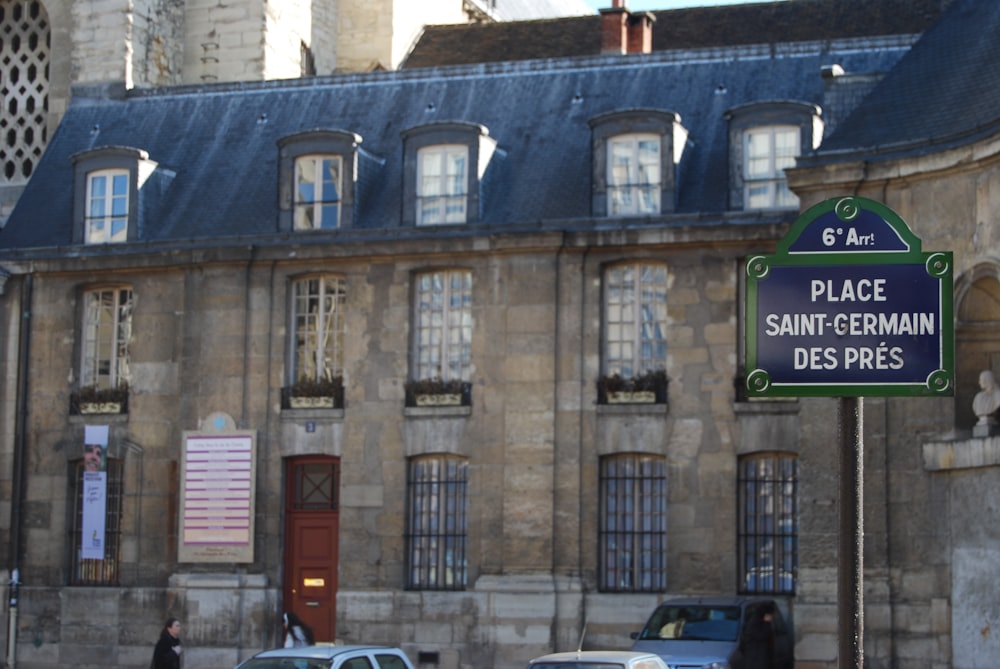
[630, 596, 793, 669]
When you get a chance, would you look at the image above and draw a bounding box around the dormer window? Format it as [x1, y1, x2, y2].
[725, 101, 823, 211]
[294, 155, 342, 230]
[402, 122, 496, 227]
[608, 133, 661, 216]
[85, 169, 129, 243]
[417, 144, 468, 225]
[743, 126, 799, 209]
[279, 130, 364, 231]
[71, 147, 157, 245]
[589, 109, 686, 218]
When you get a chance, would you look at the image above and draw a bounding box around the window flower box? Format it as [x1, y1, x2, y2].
[283, 376, 344, 410]
[405, 377, 471, 408]
[597, 370, 668, 405]
[71, 384, 129, 415]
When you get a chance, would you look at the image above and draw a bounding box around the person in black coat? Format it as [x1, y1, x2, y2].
[283, 611, 316, 647]
[740, 604, 776, 669]
[151, 617, 183, 669]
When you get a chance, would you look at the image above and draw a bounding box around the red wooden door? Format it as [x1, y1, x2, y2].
[284, 457, 340, 643]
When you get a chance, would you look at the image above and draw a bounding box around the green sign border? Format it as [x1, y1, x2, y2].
[744, 196, 954, 398]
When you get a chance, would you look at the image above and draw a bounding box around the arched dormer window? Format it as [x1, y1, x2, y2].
[71, 147, 158, 244]
[278, 130, 363, 231]
[725, 101, 823, 211]
[401, 122, 496, 227]
[589, 109, 687, 218]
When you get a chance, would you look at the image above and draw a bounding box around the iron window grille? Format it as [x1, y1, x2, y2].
[599, 453, 667, 592]
[69, 458, 123, 585]
[405, 455, 468, 590]
[737, 451, 798, 595]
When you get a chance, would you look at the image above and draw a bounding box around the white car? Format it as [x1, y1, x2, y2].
[235, 644, 416, 669]
[525, 649, 671, 669]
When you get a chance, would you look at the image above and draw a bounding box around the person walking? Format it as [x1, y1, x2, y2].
[283, 611, 316, 648]
[740, 603, 776, 669]
[151, 617, 183, 669]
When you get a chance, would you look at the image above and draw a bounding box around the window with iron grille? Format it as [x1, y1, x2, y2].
[603, 262, 667, 378]
[81, 287, 133, 390]
[69, 458, 123, 585]
[738, 451, 798, 595]
[290, 460, 340, 511]
[599, 453, 667, 592]
[405, 455, 468, 590]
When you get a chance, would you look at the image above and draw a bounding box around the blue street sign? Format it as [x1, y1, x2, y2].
[745, 197, 953, 397]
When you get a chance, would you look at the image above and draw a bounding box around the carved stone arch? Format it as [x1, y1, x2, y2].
[955, 261, 1000, 428]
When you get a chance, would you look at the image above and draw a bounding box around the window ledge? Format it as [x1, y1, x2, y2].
[404, 405, 472, 418]
[280, 407, 345, 422]
[69, 412, 128, 424]
[733, 400, 800, 415]
[596, 402, 668, 415]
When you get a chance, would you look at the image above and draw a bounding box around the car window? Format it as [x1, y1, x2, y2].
[239, 660, 331, 669]
[530, 663, 626, 669]
[342, 657, 375, 669]
[639, 605, 740, 642]
[375, 654, 410, 669]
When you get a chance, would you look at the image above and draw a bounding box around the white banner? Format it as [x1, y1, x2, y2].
[81, 471, 107, 560]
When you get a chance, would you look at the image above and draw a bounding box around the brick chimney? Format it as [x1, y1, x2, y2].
[600, 1, 655, 55]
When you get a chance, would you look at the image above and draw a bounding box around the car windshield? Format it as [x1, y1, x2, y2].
[239, 659, 331, 669]
[530, 663, 626, 669]
[638, 604, 741, 642]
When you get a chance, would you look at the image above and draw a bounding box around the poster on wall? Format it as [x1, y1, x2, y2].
[179, 428, 257, 563]
[81, 425, 108, 560]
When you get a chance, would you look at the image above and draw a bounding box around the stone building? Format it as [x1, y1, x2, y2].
[0, 0, 590, 225]
[2, 1, 996, 669]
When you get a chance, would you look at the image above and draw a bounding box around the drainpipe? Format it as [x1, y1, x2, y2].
[7, 273, 33, 669]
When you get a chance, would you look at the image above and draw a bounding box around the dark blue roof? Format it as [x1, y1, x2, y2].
[1, 41, 912, 250]
[815, 0, 1000, 158]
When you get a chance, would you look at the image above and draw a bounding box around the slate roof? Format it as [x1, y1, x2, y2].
[402, 0, 944, 69]
[0, 36, 917, 250]
[807, 0, 1000, 159]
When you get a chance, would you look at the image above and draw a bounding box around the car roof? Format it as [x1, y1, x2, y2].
[250, 644, 404, 660]
[529, 650, 665, 663]
[654, 596, 774, 607]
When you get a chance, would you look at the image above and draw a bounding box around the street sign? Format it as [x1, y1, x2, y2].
[744, 196, 953, 397]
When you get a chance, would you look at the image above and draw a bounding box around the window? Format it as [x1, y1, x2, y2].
[401, 122, 495, 226]
[292, 275, 346, 382]
[81, 287, 133, 390]
[69, 458, 123, 585]
[743, 126, 799, 209]
[588, 109, 686, 217]
[294, 155, 342, 229]
[725, 101, 821, 211]
[405, 454, 468, 590]
[417, 145, 468, 225]
[85, 169, 129, 243]
[278, 130, 364, 231]
[738, 452, 798, 595]
[413, 270, 472, 382]
[599, 453, 667, 592]
[608, 133, 661, 216]
[603, 262, 667, 378]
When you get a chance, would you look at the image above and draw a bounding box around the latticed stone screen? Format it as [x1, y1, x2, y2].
[1, 0, 49, 184]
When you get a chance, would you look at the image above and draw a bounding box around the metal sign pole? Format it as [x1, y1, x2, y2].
[838, 396, 864, 668]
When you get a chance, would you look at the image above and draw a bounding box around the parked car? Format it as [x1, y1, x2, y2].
[630, 596, 793, 669]
[525, 649, 671, 669]
[234, 644, 416, 669]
